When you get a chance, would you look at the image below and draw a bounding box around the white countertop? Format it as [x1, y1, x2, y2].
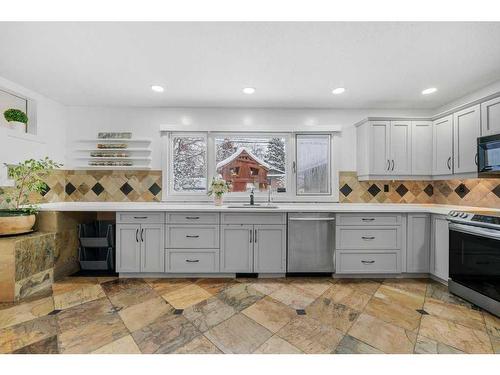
[35, 202, 498, 215]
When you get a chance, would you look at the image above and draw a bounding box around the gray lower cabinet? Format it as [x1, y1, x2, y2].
[166, 249, 219, 273]
[116, 224, 141, 272]
[220, 224, 286, 273]
[431, 214, 449, 281]
[116, 223, 164, 273]
[406, 214, 430, 273]
[220, 225, 253, 272]
[253, 225, 286, 273]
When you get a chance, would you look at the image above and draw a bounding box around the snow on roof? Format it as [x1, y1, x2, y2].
[216, 147, 271, 171]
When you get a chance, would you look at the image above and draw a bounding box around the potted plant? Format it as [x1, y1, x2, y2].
[3, 108, 28, 133]
[0, 157, 61, 236]
[208, 176, 231, 206]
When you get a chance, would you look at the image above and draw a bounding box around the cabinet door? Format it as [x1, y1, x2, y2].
[407, 214, 430, 273]
[369, 121, 391, 175]
[453, 104, 481, 174]
[389, 121, 412, 175]
[432, 115, 454, 175]
[431, 215, 449, 281]
[253, 225, 286, 273]
[140, 224, 164, 273]
[481, 96, 500, 136]
[411, 121, 433, 175]
[220, 225, 254, 273]
[116, 224, 141, 272]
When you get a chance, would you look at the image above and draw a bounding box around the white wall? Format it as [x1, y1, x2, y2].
[66, 106, 432, 171]
[0, 76, 67, 171]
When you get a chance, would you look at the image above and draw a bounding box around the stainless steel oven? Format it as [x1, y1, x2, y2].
[447, 211, 500, 316]
[478, 133, 500, 177]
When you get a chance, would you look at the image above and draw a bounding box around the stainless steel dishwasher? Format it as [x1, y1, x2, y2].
[287, 212, 335, 273]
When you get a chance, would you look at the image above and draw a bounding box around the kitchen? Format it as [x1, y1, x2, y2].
[0, 16, 499, 366]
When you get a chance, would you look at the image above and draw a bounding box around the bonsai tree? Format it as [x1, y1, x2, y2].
[4, 108, 28, 125]
[0, 157, 61, 215]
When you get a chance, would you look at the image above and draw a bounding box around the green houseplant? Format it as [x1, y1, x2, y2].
[3, 108, 28, 133]
[208, 176, 231, 206]
[0, 157, 61, 235]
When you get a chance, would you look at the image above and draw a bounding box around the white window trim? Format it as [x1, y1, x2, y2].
[161, 130, 340, 202]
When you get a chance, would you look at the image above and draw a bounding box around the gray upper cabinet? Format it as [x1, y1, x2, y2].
[432, 115, 454, 175]
[220, 225, 253, 273]
[406, 214, 430, 273]
[253, 225, 286, 273]
[116, 224, 141, 272]
[369, 121, 391, 175]
[481, 96, 500, 136]
[389, 120, 412, 175]
[140, 224, 164, 273]
[431, 214, 449, 281]
[411, 121, 433, 175]
[453, 104, 481, 174]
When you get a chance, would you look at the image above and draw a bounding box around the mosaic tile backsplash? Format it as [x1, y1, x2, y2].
[24, 170, 162, 203]
[339, 171, 500, 208]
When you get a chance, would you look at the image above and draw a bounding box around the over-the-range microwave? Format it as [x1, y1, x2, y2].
[478, 133, 500, 177]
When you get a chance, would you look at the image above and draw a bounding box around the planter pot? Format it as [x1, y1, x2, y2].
[0, 211, 36, 236]
[6, 121, 26, 133]
[214, 196, 223, 206]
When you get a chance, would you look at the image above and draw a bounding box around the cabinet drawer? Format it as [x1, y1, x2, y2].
[221, 213, 285, 225]
[336, 213, 401, 226]
[166, 212, 219, 225]
[336, 227, 400, 249]
[116, 212, 165, 224]
[336, 251, 400, 274]
[166, 225, 219, 248]
[166, 250, 219, 273]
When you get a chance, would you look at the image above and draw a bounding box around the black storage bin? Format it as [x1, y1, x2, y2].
[78, 221, 115, 271]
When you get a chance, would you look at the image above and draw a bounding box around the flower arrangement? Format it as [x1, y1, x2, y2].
[4, 108, 28, 124]
[0, 157, 61, 215]
[208, 176, 231, 205]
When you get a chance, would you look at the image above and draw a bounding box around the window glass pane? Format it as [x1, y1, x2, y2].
[296, 134, 330, 195]
[0, 89, 28, 132]
[172, 136, 207, 192]
[215, 136, 287, 193]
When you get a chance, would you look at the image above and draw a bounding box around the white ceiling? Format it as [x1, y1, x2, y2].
[1, 22, 500, 109]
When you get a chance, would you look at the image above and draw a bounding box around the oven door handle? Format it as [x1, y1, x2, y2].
[449, 223, 500, 240]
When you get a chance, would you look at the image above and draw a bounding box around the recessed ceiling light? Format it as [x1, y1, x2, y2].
[151, 85, 164, 93]
[422, 87, 437, 95]
[332, 87, 346, 95]
[243, 87, 256, 95]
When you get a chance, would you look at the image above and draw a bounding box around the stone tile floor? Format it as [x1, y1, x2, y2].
[0, 276, 499, 354]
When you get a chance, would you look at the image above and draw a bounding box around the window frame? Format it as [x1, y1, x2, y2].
[162, 130, 338, 202]
[295, 133, 332, 196]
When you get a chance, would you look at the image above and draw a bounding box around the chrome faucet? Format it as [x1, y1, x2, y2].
[249, 187, 255, 205]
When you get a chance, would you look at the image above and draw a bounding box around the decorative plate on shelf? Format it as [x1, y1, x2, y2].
[98, 132, 132, 139]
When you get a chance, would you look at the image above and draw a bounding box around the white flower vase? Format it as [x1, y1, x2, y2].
[214, 195, 223, 206]
[7, 121, 26, 133]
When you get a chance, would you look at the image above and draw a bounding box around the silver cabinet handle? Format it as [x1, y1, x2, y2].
[292, 161, 296, 174]
[361, 218, 375, 222]
[361, 260, 375, 264]
[387, 160, 390, 171]
[185, 259, 199, 263]
[141, 228, 144, 242]
[254, 229, 257, 243]
[134, 216, 148, 219]
[447, 157, 451, 170]
[391, 159, 395, 171]
[186, 235, 200, 238]
[135, 229, 139, 242]
[475, 153, 478, 166]
[185, 216, 200, 220]
[362, 236, 375, 240]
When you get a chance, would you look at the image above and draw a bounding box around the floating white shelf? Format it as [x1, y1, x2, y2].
[73, 137, 153, 170]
